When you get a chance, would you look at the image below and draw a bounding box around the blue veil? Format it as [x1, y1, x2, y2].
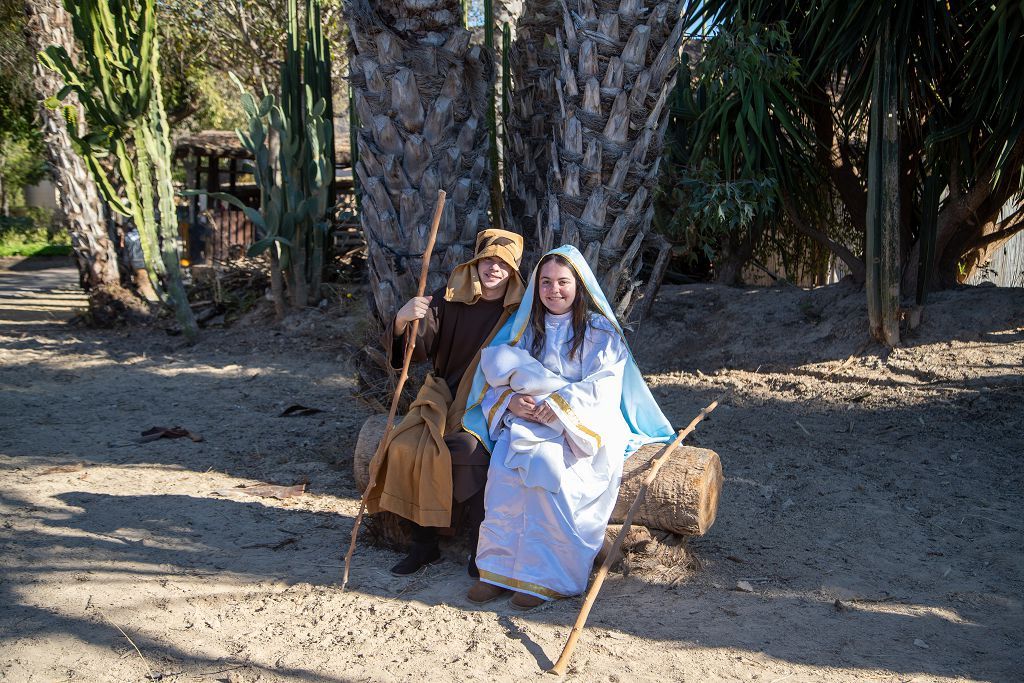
[462, 244, 675, 455]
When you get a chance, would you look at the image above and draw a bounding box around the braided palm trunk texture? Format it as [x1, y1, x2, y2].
[347, 0, 494, 323]
[502, 0, 560, 243]
[545, 0, 683, 320]
[24, 0, 118, 291]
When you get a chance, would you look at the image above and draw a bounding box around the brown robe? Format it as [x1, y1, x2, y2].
[388, 290, 506, 401]
[365, 290, 507, 527]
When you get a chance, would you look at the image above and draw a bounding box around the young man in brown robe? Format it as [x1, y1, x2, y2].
[364, 229, 525, 576]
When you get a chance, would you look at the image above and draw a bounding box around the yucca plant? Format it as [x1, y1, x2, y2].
[39, 0, 197, 339]
[671, 21, 816, 285]
[346, 0, 495, 323]
[681, 1, 1024, 345]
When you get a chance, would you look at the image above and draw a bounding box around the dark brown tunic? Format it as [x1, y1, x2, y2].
[386, 288, 505, 396]
[383, 289, 504, 510]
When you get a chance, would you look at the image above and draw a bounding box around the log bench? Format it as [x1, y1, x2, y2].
[353, 414, 723, 548]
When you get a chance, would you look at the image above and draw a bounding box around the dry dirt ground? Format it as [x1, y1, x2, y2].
[1, 256, 1022, 683]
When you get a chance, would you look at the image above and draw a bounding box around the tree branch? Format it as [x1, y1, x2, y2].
[782, 195, 865, 283]
[968, 215, 1024, 251]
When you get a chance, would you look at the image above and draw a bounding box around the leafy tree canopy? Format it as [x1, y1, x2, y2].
[157, 0, 346, 130]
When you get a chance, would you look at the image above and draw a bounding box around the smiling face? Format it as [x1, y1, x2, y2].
[476, 256, 511, 299]
[538, 260, 577, 315]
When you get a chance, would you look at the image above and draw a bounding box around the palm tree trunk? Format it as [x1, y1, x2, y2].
[546, 0, 685, 322]
[24, 0, 119, 291]
[503, 0, 561, 258]
[347, 0, 494, 323]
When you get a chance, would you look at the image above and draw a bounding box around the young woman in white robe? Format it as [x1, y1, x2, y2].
[461, 245, 675, 609]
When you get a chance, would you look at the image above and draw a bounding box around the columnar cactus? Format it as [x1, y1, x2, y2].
[208, 0, 336, 315]
[40, 0, 197, 338]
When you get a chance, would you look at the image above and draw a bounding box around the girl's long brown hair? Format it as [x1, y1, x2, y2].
[529, 254, 599, 361]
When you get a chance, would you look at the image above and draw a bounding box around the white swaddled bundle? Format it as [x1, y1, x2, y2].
[479, 344, 569, 492]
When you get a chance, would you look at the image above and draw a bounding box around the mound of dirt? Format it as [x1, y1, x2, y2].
[84, 284, 155, 327]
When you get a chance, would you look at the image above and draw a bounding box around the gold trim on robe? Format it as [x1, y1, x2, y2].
[478, 569, 565, 600]
[548, 392, 603, 449]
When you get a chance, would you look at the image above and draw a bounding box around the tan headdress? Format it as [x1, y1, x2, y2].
[444, 229, 526, 307]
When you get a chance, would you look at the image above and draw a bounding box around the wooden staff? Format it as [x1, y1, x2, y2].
[341, 189, 446, 592]
[548, 392, 726, 675]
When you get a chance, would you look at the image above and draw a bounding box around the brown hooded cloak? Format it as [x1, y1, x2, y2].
[365, 229, 525, 527]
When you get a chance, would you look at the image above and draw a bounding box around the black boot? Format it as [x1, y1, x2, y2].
[466, 490, 484, 579]
[390, 524, 441, 576]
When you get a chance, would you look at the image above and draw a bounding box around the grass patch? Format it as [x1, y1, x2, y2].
[0, 210, 71, 258]
[0, 242, 73, 258]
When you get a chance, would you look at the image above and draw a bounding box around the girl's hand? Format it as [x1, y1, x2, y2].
[508, 394, 536, 419]
[532, 401, 557, 424]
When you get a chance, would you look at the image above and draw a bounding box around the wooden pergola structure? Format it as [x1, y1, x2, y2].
[174, 130, 356, 263]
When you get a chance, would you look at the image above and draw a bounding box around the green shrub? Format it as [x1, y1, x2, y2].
[0, 209, 71, 257]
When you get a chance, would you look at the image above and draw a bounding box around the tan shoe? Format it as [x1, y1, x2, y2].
[466, 580, 511, 605]
[509, 592, 546, 611]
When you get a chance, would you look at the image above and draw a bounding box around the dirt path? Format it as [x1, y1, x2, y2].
[0, 256, 88, 329]
[1, 275, 1021, 682]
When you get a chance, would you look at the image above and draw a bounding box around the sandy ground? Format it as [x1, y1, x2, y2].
[1, 256, 1022, 683]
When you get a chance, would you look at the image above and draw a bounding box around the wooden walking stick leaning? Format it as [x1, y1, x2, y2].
[341, 189, 447, 592]
[548, 392, 726, 675]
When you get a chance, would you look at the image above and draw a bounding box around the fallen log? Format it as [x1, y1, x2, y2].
[352, 414, 722, 540]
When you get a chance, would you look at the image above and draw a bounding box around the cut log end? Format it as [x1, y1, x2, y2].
[611, 442, 723, 536]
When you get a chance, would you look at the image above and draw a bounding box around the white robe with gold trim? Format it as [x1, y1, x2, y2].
[476, 311, 630, 599]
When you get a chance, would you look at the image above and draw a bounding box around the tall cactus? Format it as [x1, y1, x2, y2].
[39, 0, 197, 339]
[865, 17, 900, 347]
[200, 78, 332, 319]
[304, 0, 336, 300]
[276, 0, 336, 307]
[197, 0, 334, 318]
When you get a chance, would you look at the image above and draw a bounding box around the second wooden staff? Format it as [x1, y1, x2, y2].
[548, 393, 725, 675]
[341, 189, 446, 592]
